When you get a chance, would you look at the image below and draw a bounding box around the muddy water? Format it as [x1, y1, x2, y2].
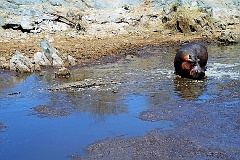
[0, 43, 239, 160]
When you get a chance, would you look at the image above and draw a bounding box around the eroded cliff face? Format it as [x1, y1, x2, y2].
[0, 0, 239, 36]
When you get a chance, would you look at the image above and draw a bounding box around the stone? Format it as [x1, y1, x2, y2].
[162, 29, 172, 35]
[0, 57, 9, 69]
[6, 0, 43, 5]
[218, 30, 238, 43]
[67, 55, 77, 66]
[10, 50, 34, 73]
[19, 16, 34, 30]
[40, 40, 63, 66]
[55, 67, 71, 78]
[0, 15, 4, 29]
[34, 52, 52, 66]
[34, 63, 41, 71]
[84, 0, 144, 9]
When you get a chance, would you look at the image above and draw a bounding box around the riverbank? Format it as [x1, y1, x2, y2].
[0, 30, 215, 65]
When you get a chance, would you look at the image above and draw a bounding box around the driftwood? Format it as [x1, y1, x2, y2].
[48, 80, 119, 91]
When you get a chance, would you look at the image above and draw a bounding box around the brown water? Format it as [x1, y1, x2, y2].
[0, 43, 239, 159]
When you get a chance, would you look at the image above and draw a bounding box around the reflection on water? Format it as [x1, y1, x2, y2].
[0, 43, 239, 159]
[174, 77, 207, 100]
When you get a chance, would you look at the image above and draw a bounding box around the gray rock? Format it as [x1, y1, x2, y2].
[0, 0, 240, 35]
[40, 40, 63, 66]
[0, 15, 4, 29]
[84, 0, 144, 9]
[67, 55, 77, 66]
[19, 17, 34, 30]
[17, 6, 43, 17]
[48, 0, 68, 6]
[34, 52, 52, 66]
[6, 0, 44, 5]
[0, 1, 18, 10]
[10, 50, 34, 73]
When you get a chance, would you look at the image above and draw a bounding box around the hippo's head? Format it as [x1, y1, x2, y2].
[174, 42, 208, 80]
[180, 54, 206, 79]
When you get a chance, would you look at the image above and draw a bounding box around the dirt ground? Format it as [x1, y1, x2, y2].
[0, 30, 216, 67]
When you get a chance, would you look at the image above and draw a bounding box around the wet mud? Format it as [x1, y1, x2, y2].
[33, 105, 70, 117]
[0, 42, 239, 160]
[72, 130, 229, 160]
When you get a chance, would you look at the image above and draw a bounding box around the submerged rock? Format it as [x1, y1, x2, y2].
[33, 105, 70, 117]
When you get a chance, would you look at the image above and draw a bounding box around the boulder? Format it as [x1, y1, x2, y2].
[10, 50, 34, 73]
[40, 40, 63, 66]
[34, 52, 52, 66]
[55, 67, 71, 78]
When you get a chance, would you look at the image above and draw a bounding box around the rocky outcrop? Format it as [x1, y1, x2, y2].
[5, 40, 70, 72]
[0, 0, 239, 36]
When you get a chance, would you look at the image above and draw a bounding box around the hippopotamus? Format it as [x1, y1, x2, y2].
[174, 42, 208, 79]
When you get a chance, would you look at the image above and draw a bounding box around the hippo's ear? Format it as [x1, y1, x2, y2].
[181, 54, 190, 61]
